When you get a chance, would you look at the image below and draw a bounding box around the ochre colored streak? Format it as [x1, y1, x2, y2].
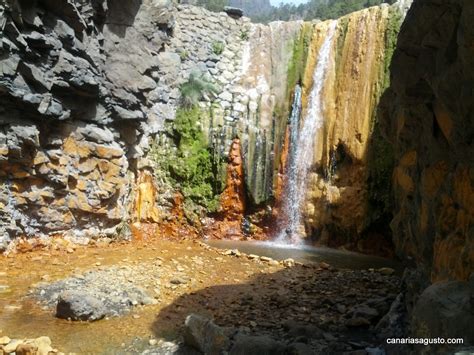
[134, 170, 160, 224]
[219, 139, 246, 222]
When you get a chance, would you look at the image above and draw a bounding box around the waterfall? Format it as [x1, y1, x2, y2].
[276, 21, 337, 244]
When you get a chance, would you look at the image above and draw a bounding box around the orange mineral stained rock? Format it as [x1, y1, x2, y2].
[219, 138, 246, 222]
[134, 170, 160, 224]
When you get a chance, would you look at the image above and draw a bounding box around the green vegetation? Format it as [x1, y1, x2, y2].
[334, 16, 349, 75]
[211, 41, 225, 55]
[179, 71, 219, 107]
[382, 7, 402, 88]
[151, 71, 225, 222]
[287, 23, 312, 98]
[304, 0, 395, 21]
[239, 29, 250, 41]
[150, 107, 223, 222]
[179, 49, 189, 61]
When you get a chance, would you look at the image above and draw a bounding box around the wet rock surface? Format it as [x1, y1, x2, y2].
[381, 0, 474, 282]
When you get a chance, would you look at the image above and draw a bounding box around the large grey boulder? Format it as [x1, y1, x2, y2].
[56, 290, 107, 321]
[183, 314, 230, 355]
[411, 280, 474, 350]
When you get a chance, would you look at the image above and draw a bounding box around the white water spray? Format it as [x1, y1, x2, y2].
[276, 21, 337, 244]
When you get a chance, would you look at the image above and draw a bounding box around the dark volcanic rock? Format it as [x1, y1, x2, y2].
[56, 290, 106, 321]
[224, 6, 244, 18]
[0, 0, 174, 242]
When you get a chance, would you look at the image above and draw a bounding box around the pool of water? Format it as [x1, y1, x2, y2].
[206, 240, 404, 273]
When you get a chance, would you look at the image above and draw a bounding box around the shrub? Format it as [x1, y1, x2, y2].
[179, 71, 219, 107]
[211, 41, 225, 55]
[149, 107, 222, 221]
[240, 29, 249, 41]
[179, 49, 189, 60]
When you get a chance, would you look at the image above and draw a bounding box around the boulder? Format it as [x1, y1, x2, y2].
[411, 281, 474, 344]
[56, 290, 107, 321]
[183, 314, 230, 355]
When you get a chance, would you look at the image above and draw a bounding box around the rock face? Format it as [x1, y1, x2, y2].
[0, 1, 303, 245]
[0, 0, 174, 245]
[0, 0, 421, 256]
[380, 0, 474, 283]
[275, 3, 407, 249]
[219, 139, 246, 221]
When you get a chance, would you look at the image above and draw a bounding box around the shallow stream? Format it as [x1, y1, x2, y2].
[206, 240, 403, 273]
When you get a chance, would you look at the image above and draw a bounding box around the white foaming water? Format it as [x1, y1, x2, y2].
[276, 21, 338, 245]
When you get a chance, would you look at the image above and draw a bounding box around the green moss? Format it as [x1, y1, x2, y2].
[150, 107, 223, 222]
[287, 23, 313, 99]
[382, 7, 402, 89]
[335, 16, 350, 77]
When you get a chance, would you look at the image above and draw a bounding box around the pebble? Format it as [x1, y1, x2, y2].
[377, 267, 395, 275]
[170, 278, 187, 285]
[319, 262, 330, 269]
[282, 258, 295, 267]
[3, 339, 23, 353]
[0, 336, 11, 345]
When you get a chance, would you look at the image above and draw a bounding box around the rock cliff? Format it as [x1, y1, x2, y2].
[273, 3, 409, 253]
[0, 0, 174, 248]
[0, 0, 408, 249]
[380, 0, 473, 283]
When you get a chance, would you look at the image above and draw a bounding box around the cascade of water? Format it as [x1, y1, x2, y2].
[276, 21, 338, 244]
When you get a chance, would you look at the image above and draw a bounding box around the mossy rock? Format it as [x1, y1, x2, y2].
[150, 107, 223, 223]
